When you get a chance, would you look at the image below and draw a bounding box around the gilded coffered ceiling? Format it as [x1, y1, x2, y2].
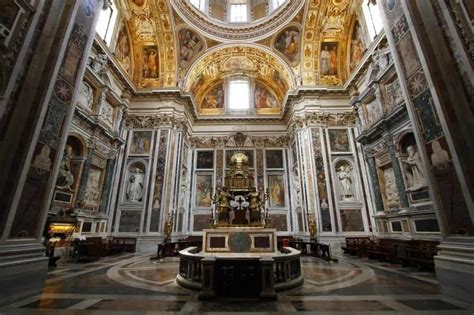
[114, 0, 364, 116]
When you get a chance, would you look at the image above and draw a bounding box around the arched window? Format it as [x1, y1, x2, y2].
[362, 0, 384, 40]
[228, 78, 250, 110]
[272, 0, 285, 10]
[96, 1, 118, 45]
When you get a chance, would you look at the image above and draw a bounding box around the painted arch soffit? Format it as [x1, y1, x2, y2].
[118, 0, 178, 88]
[183, 44, 297, 115]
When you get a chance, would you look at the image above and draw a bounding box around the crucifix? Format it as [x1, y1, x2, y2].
[236, 196, 244, 211]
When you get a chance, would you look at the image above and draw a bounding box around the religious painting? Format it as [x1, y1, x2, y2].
[266, 150, 284, 169]
[201, 83, 224, 109]
[274, 27, 300, 65]
[196, 151, 214, 169]
[84, 167, 103, 206]
[268, 214, 288, 231]
[340, 209, 364, 232]
[268, 174, 285, 208]
[226, 150, 254, 168]
[195, 174, 213, 208]
[328, 129, 350, 152]
[115, 22, 132, 75]
[320, 42, 338, 76]
[254, 83, 278, 109]
[349, 20, 366, 71]
[130, 131, 152, 155]
[193, 214, 211, 231]
[142, 46, 159, 79]
[178, 28, 204, 67]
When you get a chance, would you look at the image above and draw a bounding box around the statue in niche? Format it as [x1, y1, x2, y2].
[89, 53, 108, 74]
[337, 164, 354, 201]
[56, 145, 75, 191]
[127, 168, 144, 202]
[401, 146, 427, 191]
[78, 82, 93, 109]
[33, 144, 52, 172]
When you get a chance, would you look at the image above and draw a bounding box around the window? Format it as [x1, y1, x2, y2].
[190, 0, 206, 11]
[230, 1, 247, 22]
[228, 79, 250, 110]
[96, 1, 118, 44]
[362, 0, 384, 40]
[272, 0, 285, 10]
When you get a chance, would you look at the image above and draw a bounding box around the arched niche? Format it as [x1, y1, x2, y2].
[123, 160, 148, 204]
[333, 158, 358, 203]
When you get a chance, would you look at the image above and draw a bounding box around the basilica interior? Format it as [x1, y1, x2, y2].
[0, 0, 473, 313]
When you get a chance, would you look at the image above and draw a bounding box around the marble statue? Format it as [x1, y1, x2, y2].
[430, 140, 449, 167]
[33, 145, 52, 171]
[337, 164, 354, 201]
[90, 53, 108, 74]
[383, 168, 400, 205]
[127, 168, 144, 202]
[401, 146, 427, 191]
[56, 145, 75, 191]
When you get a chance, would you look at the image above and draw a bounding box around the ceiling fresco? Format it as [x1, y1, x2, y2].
[114, 0, 367, 116]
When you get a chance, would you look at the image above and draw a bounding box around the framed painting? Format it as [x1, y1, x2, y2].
[268, 174, 285, 208]
[196, 151, 214, 169]
[130, 131, 152, 155]
[328, 129, 350, 152]
[195, 174, 213, 208]
[265, 150, 284, 169]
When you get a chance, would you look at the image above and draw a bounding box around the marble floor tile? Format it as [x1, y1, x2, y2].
[397, 299, 467, 310]
[199, 300, 279, 312]
[291, 300, 395, 312]
[86, 299, 186, 311]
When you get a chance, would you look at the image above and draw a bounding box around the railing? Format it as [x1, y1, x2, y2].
[273, 247, 302, 284]
[176, 246, 303, 292]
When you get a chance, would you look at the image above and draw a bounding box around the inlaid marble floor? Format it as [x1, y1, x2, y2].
[2, 253, 472, 314]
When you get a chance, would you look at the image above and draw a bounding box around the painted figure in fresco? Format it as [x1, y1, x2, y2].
[56, 145, 75, 191]
[401, 146, 427, 191]
[179, 29, 202, 63]
[216, 188, 233, 223]
[127, 170, 144, 202]
[337, 164, 354, 201]
[321, 45, 330, 75]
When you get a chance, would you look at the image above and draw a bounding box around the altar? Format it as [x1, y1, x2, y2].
[176, 150, 303, 299]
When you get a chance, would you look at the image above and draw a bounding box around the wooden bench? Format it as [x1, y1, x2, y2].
[341, 237, 371, 256]
[366, 239, 397, 262]
[397, 240, 439, 270]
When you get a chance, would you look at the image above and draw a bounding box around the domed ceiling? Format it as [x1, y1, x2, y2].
[114, 0, 366, 118]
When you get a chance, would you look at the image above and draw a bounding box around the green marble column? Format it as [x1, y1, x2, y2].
[366, 155, 384, 212]
[76, 145, 94, 205]
[388, 143, 409, 209]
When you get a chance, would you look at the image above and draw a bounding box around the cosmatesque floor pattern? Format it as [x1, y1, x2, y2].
[1, 253, 472, 314]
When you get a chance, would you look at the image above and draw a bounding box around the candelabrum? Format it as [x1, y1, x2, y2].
[164, 211, 175, 239]
[306, 211, 317, 240]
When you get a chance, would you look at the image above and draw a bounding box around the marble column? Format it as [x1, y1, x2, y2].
[99, 154, 116, 213]
[366, 155, 384, 212]
[76, 142, 94, 205]
[388, 143, 409, 209]
[0, 0, 103, 306]
[380, 0, 474, 302]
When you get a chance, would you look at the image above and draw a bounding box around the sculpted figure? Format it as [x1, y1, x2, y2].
[56, 145, 75, 191]
[337, 164, 354, 201]
[401, 146, 427, 191]
[247, 189, 262, 223]
[216, 187, 232, 223]
[127, 168, 144, 202]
